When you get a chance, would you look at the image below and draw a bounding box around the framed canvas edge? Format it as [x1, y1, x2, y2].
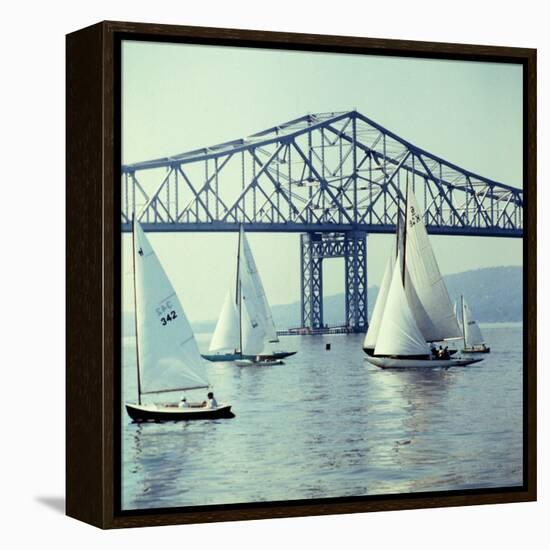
[66, 20, 537, 530]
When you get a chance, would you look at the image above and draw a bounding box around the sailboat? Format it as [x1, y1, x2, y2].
[459, 295, 491, 353]
[363, 212, 457, 357]
[125, 220, 234, 421]
[203, 226, 296, 364]
[365, 187, 483, 369]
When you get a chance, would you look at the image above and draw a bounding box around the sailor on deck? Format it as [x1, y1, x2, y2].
[178, 396, 189, 408]
[204, 392, 218, 409]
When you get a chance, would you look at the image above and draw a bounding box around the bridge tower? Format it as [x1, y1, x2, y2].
[300, 231, 367, 332]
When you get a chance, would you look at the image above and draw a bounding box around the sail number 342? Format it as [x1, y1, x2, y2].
[160, 311, 178, 325]
[156, 300, 178, 326]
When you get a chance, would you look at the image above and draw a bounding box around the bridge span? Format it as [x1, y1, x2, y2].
[121, 110, 523, 332]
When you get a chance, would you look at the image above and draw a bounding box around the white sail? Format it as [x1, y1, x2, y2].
[403, 266, 438, 336]
[239, 227, 279, 343]
[404, 187, 462, 341]
[241, 293, 266, 355]
[364, 211, 406, 351]
[209, 290, 240, 352]
[363, 252, 394, 350]
[374, 255, 429, 357]
[463, 298, 484, 347]
[133, 221, 209, 394]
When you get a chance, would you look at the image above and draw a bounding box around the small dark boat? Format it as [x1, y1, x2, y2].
[126, 403, 234, 422]
[125, 220, 234, 423]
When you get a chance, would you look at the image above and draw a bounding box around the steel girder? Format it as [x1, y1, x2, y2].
[300, 232, 367, 331]
[121, 110, 523, 238]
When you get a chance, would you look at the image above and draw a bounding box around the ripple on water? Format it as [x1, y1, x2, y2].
[121, 326, 523, 510]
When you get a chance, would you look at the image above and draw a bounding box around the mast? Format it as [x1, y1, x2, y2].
[402, 181, 408, 287]
[395, 207, 400, 259]
[461, 294, 467, 347]
[132, 216, 142, 405]
[236, 225, 243, 357]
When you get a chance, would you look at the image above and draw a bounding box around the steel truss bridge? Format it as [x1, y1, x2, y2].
[121, 110, 523, 333]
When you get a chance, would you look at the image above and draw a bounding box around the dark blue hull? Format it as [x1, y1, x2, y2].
[202, 351, 297, 362]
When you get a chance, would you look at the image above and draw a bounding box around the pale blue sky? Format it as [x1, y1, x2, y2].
[121, 40, 523, 321]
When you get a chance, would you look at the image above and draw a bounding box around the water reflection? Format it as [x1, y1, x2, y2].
[122, 326, 523, 509]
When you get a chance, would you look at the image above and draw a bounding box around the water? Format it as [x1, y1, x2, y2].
[121, 324, 523, 510]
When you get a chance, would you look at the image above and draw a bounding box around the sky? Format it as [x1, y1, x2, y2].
[121, 40, 523, 322]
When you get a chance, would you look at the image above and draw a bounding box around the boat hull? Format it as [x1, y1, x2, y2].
[202, 351, 296, 362]
[365, 356, 483, 369]
[126, 403, 234, 422]
[234, 359, 284, 367]
[463, 346, 491, 354]
[362, 347, 458, 357]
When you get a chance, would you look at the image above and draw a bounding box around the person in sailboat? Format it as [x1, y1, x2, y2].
[203, 392, 218, 409]
[178, 396, 189, 408]
[430, 344, 438, 358]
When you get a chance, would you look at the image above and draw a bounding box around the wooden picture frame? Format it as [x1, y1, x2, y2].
[66, 20, 536, 529]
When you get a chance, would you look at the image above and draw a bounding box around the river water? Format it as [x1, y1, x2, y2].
[121, 323, 523, 510]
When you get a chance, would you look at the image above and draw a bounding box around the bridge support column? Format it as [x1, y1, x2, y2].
[300, 233, 324, 329]
[345, 231, 368, 331]
[300, 231, 368, 333]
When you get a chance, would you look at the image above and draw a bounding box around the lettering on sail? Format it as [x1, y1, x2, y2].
[409, 205, 421, 227]
[156, 298, 178, 326]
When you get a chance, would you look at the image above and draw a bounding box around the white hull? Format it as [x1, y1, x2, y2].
[234, 359, 283, 367]
[366, 356, 483, 369]
[463, 345, 490, 353]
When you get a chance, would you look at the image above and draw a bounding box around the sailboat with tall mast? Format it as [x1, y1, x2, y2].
[125, 220, 234, 421]
[365, 187, 483, 369]
[203, 225, 296, 363]
[459, 295, 491, 353]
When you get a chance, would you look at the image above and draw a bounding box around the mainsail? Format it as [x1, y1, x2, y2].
[375, 255, 429, 357]
[404, 187, 462, 341]
[209, 290, 240, 352]
[239, 226, 279, 343]
[241, 296, 267, 355]
[363, 252, 393, 350]
[133, 221, 209, 394]
[462, 298, 484, 347]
